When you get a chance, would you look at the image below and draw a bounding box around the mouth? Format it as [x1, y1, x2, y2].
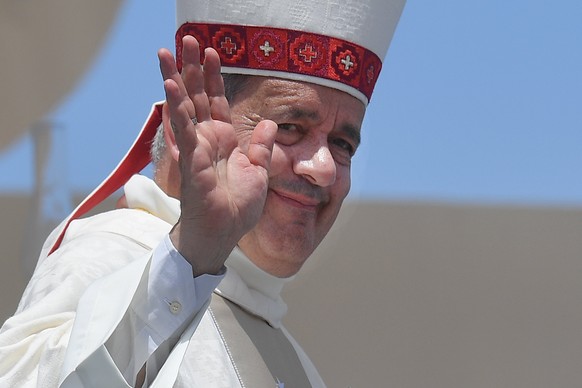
[270, 189, 322, 210]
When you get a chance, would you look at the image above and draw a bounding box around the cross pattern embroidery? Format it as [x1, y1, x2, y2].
[299, 44, 318, 63]
[260, 40, 275, 56]
[341, 54, 354, 70]
[221, 36, 237, 54]
[175, 23, 383, 102]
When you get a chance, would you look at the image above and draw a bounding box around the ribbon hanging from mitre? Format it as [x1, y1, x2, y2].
[48, 103, 163, 255]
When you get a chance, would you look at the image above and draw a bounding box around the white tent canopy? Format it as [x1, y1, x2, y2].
[0, 0, 124, 150]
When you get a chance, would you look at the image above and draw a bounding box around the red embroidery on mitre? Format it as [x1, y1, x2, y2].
[247, 27, 288, 70]
[361, 50, 382, 99]
[211, 25, 247, 65]
[329, 39, 365, 88]
[175, 23, 382, 101]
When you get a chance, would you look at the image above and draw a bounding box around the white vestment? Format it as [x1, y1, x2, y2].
[0, 175, 324, 387]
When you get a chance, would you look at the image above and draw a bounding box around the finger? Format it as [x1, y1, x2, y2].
[247, 120, 278, 171]
[158, 48, 189, 98]
[181, 36, 211, 122]
[159, 47, 197, 138]
[163, 78, 198, 154]
[203, 48, 231, 124]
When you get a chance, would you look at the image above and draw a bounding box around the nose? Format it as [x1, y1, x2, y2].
[293, 144, 337, 187]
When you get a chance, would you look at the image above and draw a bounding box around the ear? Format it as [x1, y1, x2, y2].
[162, 102, 180, 162]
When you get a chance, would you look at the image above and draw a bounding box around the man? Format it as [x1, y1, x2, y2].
[0, 0, 405, 386]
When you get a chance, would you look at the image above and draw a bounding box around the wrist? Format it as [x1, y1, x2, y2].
[169, 221, 235, 276]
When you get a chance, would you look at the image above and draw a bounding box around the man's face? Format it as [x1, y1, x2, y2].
[230, 77, 365, 277]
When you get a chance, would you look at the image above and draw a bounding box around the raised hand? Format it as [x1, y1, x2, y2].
[158, 36, 278, 276]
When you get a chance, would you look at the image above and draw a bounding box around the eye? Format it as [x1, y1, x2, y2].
[331, 137, 356, 157]
[277, 123, 299, 132]
[276, 123, 303, 145]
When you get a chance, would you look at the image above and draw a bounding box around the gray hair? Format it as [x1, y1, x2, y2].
[150, 73, 252, 166]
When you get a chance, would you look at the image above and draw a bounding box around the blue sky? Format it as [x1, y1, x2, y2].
[1, 0, 581, 206]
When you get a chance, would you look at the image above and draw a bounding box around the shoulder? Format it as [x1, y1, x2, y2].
[63, 208, 172, 251]
[15, 209, 171, 313]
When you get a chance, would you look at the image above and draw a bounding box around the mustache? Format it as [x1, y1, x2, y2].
[270, 178, 329, 204]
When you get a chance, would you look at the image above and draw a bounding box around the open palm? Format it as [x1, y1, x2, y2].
[159, 36, 277, 275]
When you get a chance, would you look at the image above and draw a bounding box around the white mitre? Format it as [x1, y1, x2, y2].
[48, 0, 407, 253]
[175, 0, 405, 105]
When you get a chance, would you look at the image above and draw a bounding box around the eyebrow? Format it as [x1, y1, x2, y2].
[288, 107, 362, 146]
[341, 124, 362, 147]
[288, 107, 320, 121]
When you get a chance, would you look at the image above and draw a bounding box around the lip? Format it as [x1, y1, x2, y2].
[271, 189, 321, 210]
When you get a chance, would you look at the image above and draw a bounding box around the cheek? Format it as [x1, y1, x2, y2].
[267, 144, 292, 177]
[334, 165, 352, 198]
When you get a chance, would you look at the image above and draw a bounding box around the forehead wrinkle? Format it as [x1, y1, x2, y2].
[259, 79, 324, 118]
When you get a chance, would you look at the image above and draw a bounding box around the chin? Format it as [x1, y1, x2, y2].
[239, 231, 318, 276]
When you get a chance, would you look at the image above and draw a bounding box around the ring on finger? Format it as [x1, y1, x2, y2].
[191, 117, 198, 126]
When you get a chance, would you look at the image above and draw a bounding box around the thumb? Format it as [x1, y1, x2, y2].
[247, 120, 277, 171]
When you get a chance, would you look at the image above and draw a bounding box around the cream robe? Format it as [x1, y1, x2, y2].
[0, 175, 325, 387]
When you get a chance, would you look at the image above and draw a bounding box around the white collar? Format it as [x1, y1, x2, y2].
[217, 246, 293, 328]
[124, 174, 291, 328]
